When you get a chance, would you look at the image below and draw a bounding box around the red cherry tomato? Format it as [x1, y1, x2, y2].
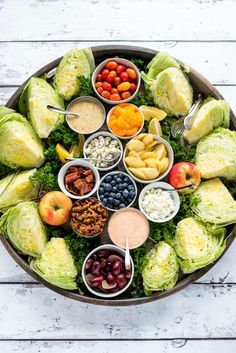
[126, 68, 137, 80]
[111, 88, 118, 94]
[109, 70, 117, 77]
[129, 83, 137, 93]
[102, 82, 112, 91]
[97, 87, 103, 95]
[120, 71, 129, 82]
[106, 74, 115, 84]
[121, 91, 131, 100]
[117, 65, 126, 74]
[106, 61, 118, 70]
[110, 93, 121, 101]
[114, 77, 121, 86]
[101, 69, 109, 80]
[101, 90, 111, 100]
[95, 81, 103, 88]
[96, 74, 102, 82]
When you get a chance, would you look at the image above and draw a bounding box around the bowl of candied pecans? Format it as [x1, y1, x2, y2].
[70, 197, 108, 238]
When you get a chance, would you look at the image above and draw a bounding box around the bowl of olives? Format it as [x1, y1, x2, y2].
[97, 171, 137, 212]
[82, 244, 134, 298]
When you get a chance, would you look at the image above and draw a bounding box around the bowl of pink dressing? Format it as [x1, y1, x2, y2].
[107, 208, 150, 249]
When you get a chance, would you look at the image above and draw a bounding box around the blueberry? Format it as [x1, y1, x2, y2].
[120, 195, 125, 201]
[108, 197, 114, 204]
[105, 175, 112, 183]
[130, 190, 136, 198]
[118, 183, 124, 190]
[123, 182, 128, 189]
[110, 192, 116, 199]
[104, 192, 109, 197]
[117, 173, 123, 178]
[113, 174, 118, 180]
[116, 177, 122, 183]
[100, 195, 104, 201]
[101, 182, 106, 189]
[116, 193, 121, 199]
[119, 203, 126, 209]
[127, 197, 133, 203]
[111, 180, 116, 186]
[105, 184, 112, 192]
[123, 189, 129, 198]
[99, 187, 104, 195]
[128, 184, 135, 191]
[124, 176, 130, 183]
[112, 186, 117, 192]
[103, 198, 107, 205]
[113, 199, 120, 207]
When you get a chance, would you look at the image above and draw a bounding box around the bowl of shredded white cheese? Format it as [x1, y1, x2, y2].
[139, 182, 180, 223]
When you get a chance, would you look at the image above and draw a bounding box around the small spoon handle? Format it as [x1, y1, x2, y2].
[47, 105, 80, 117]
[125, 238, 131, 270]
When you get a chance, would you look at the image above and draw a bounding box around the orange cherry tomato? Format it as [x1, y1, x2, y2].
[106, 61, 118, 70]
[120, 71, 129, 82]
[117, 65, 126, 74]
[106, 74, 115, 84]
[95, 81, 103, 88]
[110, 93, 121, 101]
[129, 83, 137, 93]
[101, 69, 109, 80]
[97, 87, 103, 94]
[102, 82, 112, 91]
[101, 90, 111, 100]
[117, 82, 131, 92]
[96, 74, 102, 81]
[111, 88, 118, 94]
[126, 68, 137, 80]
[109, 70, 117, 77]
[114, 77, 121, 87]
[121, 91, 131, 100]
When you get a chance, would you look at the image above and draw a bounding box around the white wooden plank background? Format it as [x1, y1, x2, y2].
[0, 1, 236, 352]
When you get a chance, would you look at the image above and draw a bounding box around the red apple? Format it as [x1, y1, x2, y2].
[168, 162, 201, 193]
[39, 191, 73, 226]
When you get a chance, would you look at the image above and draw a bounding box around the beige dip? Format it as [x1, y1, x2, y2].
[108, 208, 149, 249]
[67, 99, 104, 134]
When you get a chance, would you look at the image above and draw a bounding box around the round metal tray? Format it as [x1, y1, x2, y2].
[1, 45, 236, 306]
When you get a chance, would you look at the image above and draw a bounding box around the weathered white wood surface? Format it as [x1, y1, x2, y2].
[1, 0, 236, 352]
[0, 0, 235, 41]
[1, 340, 236, 353]
[0, 283, 236, 339]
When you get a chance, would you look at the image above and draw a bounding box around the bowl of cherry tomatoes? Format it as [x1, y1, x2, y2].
[92, 58, 141, 104]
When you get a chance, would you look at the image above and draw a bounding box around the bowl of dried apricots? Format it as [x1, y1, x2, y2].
[107, 103, 144, 140]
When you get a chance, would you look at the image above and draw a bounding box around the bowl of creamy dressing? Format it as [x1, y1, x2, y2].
[66, 96, 106, 134]
[108, 208, 150, 249]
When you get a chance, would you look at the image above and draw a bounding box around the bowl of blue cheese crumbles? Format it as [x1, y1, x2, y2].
[83, 132, 123, 171]
[139, 182, 180, 223]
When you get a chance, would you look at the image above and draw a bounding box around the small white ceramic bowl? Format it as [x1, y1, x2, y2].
[123, 134, 174, 184]
[58, 160, 100, 200]
[138, 181, 180, 223]
[83, 131, 123, 172]
[97, 171, 137, 212]
[66, 96, 106, 135]
[92, 57, 141, 105]
[106, 103, 144, 140]
[82, 244, 134, 298]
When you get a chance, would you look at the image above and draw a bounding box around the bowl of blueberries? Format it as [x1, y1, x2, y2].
[97, 171, 137, 211]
